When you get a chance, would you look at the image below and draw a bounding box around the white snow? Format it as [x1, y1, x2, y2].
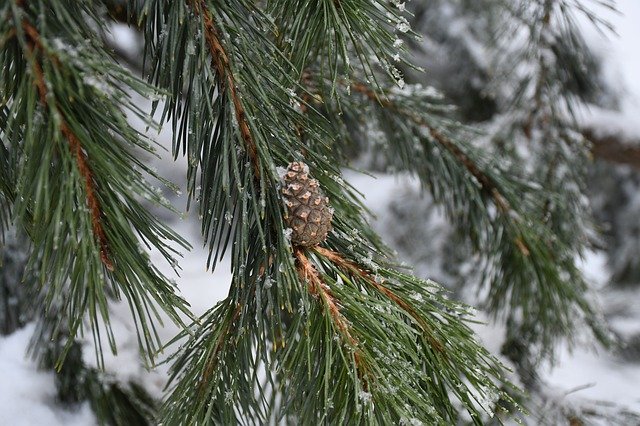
[0, 326, 96, 426]
[578, 0, 640, 142]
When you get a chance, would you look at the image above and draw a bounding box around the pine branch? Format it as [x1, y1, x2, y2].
[1, 0, 193, 366]
[476, 0, 618, 372]
[314, 246, 446, 355]
[188, 0, 260, 179]
[134, 1, 520, 422]
[333, 78, 611, 360]
[294, 247, 369, 384]
[269, 0, 411, 89]
[352, 81, 513, 216]
[20, 17, 114, 270]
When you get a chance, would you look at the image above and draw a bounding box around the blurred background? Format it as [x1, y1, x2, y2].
[1, 1, 640, 424]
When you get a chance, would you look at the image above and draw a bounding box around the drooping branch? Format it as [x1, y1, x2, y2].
[19, 16, 114, 271]
[187, 0, 261, 179]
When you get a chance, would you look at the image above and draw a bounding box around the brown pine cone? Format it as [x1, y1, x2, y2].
[282, 162, 333, 247]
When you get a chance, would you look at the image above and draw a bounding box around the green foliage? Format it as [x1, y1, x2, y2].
[1, 0, 191, 366]
[330, 81, 610, 361]
[137, 0, 518, 422]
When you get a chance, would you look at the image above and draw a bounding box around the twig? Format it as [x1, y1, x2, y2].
[187, 0, 261, 180]
[313, 246, 446, 355]
[350, 82, 511, 214]
[198, 303, 242, 395]
[19, 16, 114, 271]
[294, 248, 368, 388]
[428, 127, 511, 213]
[350, 81, 532, 256]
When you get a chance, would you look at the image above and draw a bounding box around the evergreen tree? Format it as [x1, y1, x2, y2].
[0, 0, 624, 424]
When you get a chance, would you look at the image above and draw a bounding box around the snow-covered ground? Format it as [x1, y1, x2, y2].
[2, 2, 640, 424]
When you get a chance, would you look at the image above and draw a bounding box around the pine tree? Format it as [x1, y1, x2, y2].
[0, 0, 620, 424]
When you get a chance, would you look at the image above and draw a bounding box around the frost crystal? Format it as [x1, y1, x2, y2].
[410, 292, 424, 302]
[358, 391, 372, 404]
[276, 166, 288, 180]
[396, 18, 410, 33]
[400, 417, 424, 426]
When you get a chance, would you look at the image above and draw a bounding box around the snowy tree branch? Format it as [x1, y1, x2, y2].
[19, 14, 114, 271]
[187, 0, 261, 180]
[584, 128, 640, 169]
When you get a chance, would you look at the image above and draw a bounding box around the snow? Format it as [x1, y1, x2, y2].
[578, 0, 640, 142]
[544, 345, 640, 413]
[0, 326, 96, 426]
[541, 248, 640, 414]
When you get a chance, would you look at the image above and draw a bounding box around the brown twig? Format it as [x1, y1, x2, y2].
[351, 81, 528, 257]
[20, 17, 114, 271]
[187, 0, 261, 180]
[294, 248, 368, 387]
[350, 82, 511, 214]
[313, 246, 446, 355]
[429, 127, 511, 214]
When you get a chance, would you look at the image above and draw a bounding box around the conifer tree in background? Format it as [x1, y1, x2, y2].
[0, 0, 628, 424]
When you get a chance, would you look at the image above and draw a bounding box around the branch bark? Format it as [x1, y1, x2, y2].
[584, 128, 640, 169]
[294, 248, 368, 388]
[19, 16, 114, 271]
[313, 246, 446, 355]
[187, 0, 261, 180]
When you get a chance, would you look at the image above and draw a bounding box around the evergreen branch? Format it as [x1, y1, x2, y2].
[137, 1, 521, 422]
[483, 0, 615, 368]
[187, 0, 260, 180]
[338, 79, 609, 360]
[2, 0, 194, 366]
[20, 19, 114, 270]
[294, 247, 368, 386]
[0, 244, 161, 425]
[350, 81, 515, 229]
[314, 246, 446, 355]
[269, 0, 411, 90]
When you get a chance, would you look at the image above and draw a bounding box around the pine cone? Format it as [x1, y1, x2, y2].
[282, 162, 333, 247]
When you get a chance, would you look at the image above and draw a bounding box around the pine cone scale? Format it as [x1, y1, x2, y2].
[282, 162, 333, 247]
